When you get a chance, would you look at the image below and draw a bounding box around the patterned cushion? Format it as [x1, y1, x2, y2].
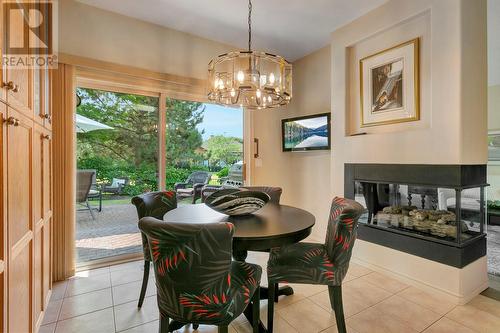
[139, 218, 262, 326]
[267, 197, 364, 286]
[179, 261, 261, 324]
[131, 191, 177, 261]
[268, 243, 341, 285]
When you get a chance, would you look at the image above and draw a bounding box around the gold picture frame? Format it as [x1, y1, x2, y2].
[359, 38, 420, 127]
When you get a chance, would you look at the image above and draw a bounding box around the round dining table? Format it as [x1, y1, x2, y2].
[163, 202, 315, 332]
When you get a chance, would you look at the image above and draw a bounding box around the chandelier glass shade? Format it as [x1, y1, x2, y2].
[207, 0, 292, 109]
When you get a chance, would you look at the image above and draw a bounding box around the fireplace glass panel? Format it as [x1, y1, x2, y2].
[354, 181, 485, 246]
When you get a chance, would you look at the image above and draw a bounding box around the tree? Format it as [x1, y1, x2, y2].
[165, 98, 205, 166]
[76, 88, 205, 167]
[204, 135, 243, 167]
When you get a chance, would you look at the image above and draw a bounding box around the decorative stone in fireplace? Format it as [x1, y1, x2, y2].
[344, 164, 487, 268]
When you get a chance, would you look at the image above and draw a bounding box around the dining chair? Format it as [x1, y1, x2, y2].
[266, 197, 364, 333]
[240, 186, 282, 204]
[131, 191, 177, 308]
[139, 217, 262, 333]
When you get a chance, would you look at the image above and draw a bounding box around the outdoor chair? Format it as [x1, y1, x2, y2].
[131, 191, 177, 308]
[102, 177, 129, 195]
[174, 171, 211, 203]
[76, 170, 98, 220]
[266, 197, 364, 333]
[139, 217, 261, 333]
[79, 168, 103, 211]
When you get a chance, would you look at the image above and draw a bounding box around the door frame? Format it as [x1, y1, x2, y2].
[57, 54, 253, 271]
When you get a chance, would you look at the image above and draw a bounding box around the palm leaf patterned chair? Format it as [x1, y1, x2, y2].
[267, 197, 364, 333]
[139, 217, 262, 333]
[131, 191, 177, 308]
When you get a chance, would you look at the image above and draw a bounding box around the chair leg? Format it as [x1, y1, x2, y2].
[274, 283, 279, 302]
[86, 201, 96, 220]
[328, 285, 346, 333]
[138, 260, 150, 308]
[252, 285, 260, 333]
[218, 326, 228, 333]
[268, 282, 275, 333]
[159, 315, 169, 333]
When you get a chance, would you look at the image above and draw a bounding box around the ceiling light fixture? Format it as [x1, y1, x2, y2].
[207, 0, 292, 109]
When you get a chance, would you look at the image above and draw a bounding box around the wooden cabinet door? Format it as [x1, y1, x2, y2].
[0, 0, 6, 104]
[6, 107, 33, 333]
[33, 124, 43, 329]
[4, 1, 33, 116]
[0, 101, 6, 333]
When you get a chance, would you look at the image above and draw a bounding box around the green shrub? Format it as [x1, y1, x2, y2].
[78, 155, 213, 195]
[217, 166, 229, 178]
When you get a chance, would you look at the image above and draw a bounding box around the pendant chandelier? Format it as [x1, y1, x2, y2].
[208, 0, 292, 109]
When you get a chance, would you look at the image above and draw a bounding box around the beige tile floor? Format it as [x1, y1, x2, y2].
[40, 252, 500, 333]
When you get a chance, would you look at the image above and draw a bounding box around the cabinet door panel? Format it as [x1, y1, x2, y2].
[7, 110, 32, 246]
[42, 218, 51, 305]
[6, 108, 33, 333]
[34, 228, 42, 327]
[0, 0, 6, 104]
[8, 244, 32, 333]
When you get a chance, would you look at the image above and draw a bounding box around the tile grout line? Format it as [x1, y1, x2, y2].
[108, 267, 119, 333]
[393, 287, 455, 318]
[114, 318, 158, 333]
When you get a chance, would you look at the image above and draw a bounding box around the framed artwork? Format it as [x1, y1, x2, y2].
[489, 131, 500, 161]
[360, 38, 420, 127]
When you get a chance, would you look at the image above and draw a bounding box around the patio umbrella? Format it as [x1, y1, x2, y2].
[76, 114, 114, 133]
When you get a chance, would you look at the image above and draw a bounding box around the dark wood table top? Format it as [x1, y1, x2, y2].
[164, 203, 315, 252]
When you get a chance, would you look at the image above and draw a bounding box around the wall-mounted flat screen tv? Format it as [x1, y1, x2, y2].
[282, 113, 331, 152]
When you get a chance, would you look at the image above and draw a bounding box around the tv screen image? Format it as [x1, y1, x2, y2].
[282, 113, 331, 151]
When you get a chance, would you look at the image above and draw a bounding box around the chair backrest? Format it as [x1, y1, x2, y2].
[79, 169, 97, 185]
[324, 197, 364, 268]
[139, 217, 234, 322]
[111, 177, 128, 188]
[240, 186, 282, 204]
[76, 170, 95, 203]
[131, 191, 177, 261]
[187, 171, 211, 185]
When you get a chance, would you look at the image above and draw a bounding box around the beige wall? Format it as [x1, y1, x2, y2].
[332, 0, 487, 200]
[59, 0, 234, 80]
[251, 46, 331, 240]
[330, 0, 487, 302]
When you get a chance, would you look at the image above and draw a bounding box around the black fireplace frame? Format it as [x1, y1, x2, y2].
[344, 164, 488, 268]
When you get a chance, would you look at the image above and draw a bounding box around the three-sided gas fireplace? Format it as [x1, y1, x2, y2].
[345, 164, 487, 268]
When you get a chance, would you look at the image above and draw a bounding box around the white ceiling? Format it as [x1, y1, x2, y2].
[75, 0, 388, 61]
[488, 0, 500, 86]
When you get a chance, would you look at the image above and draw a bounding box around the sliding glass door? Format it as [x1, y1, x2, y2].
[75, 87, 159, 265]
[165, 99, 243, 205]
[74, 87, 244, 266]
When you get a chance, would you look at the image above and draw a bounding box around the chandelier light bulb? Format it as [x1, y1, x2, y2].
[256, 89, 262, 98]
[230, 88, 236, 97]
[260, 75, 267, 86]
[269, 73, 275, 84]
[237, 70, 245, 83]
